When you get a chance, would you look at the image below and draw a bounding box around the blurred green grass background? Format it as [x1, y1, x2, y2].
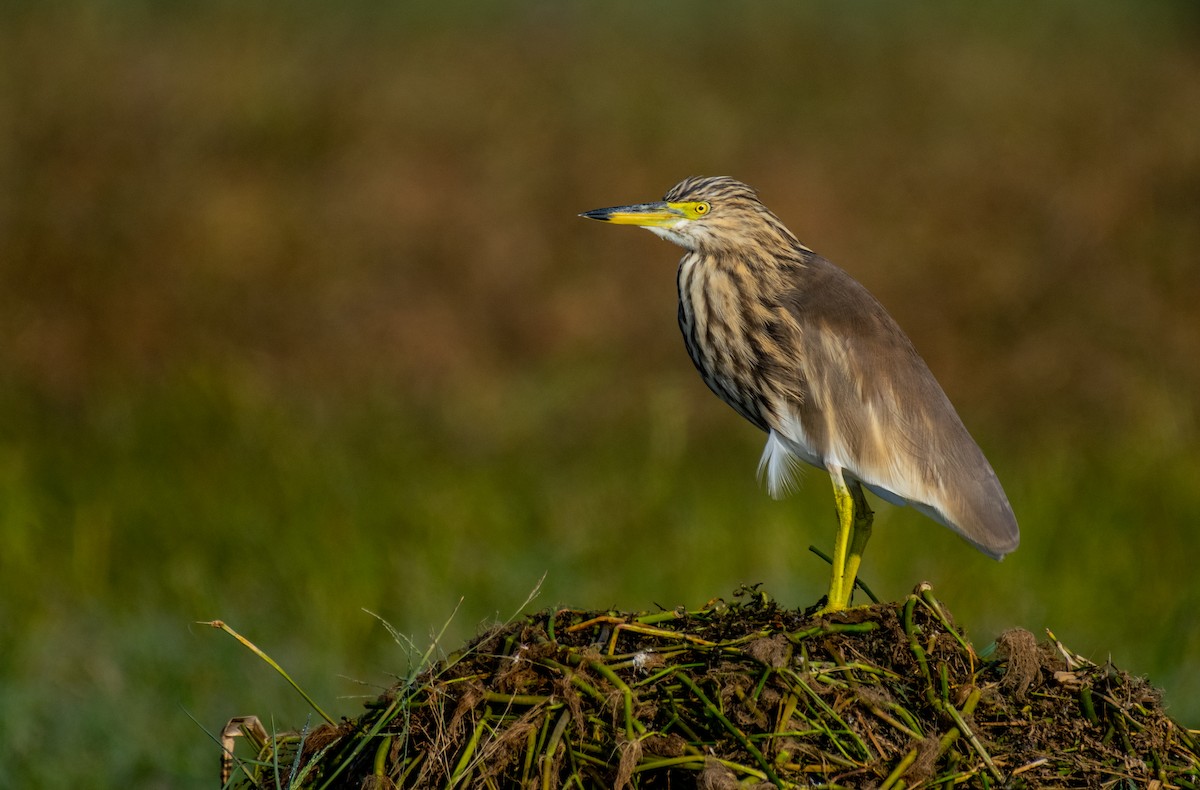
[1, 1, 1198, 786]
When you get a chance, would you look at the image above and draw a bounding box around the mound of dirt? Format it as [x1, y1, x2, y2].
[222, 584, 1199, 788]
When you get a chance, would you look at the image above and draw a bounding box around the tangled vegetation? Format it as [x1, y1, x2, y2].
[220, 585, 1199, 788]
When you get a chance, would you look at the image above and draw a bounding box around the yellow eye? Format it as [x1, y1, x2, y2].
[693, 202, 711, 216]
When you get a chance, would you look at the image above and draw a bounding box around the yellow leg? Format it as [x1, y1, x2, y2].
[842, 482, 874, 600]
[819, 476, 874, 613]
[821, 474, 855, 612]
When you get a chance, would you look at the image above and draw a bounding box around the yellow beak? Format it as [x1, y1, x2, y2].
[579, 202, 686, 228]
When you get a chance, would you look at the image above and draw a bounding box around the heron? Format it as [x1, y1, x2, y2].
[581, 176, 1018, 612]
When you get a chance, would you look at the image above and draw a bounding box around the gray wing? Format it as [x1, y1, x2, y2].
[780, 254, 1019, 559]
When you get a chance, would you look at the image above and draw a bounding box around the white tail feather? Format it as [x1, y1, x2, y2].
[757, 430, 801, 499]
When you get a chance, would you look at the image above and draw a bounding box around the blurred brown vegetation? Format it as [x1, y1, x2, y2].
[1, 2, 1198, 786]
[5, 3, 1197, 433]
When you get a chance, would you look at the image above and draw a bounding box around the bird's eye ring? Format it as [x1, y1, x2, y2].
[693, 202, 711, 216]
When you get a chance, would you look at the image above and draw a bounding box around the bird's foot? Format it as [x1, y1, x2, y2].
[808, 598, 875, 617]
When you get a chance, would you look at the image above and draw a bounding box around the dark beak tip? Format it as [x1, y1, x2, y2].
[579, 209, 609, 221]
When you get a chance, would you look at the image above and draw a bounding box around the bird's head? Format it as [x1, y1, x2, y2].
[580, 176, 792, 254]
